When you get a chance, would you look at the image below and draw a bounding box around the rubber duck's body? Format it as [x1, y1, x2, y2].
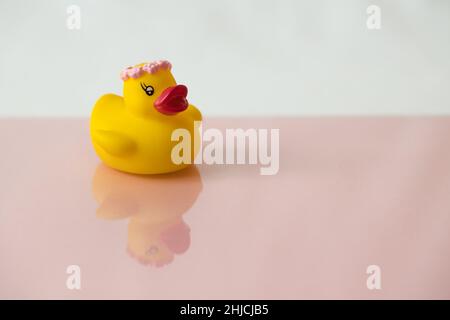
[90, 60, 201, 174]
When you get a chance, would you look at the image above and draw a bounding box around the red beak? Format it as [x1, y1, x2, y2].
[154, 84, 189, 115]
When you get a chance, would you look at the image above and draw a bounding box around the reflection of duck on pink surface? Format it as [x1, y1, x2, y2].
[92, 164, 202, 267]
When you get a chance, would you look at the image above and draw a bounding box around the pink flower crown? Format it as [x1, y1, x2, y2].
[120, 60, 172, 81]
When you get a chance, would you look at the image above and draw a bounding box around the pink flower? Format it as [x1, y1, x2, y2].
[129, 67, 143, 78]
[120, 70, 129, 81]
[120, 60, 172, 81]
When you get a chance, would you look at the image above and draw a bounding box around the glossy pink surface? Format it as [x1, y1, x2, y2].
[1, 118, 450, 299]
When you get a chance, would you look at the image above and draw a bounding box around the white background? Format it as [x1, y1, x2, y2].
[0, 0, 449, 117]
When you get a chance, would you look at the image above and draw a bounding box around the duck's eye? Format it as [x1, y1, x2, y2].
[140, 82, 154, 96]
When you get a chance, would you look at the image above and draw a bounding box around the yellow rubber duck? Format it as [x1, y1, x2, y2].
[90, 60, 202, 174]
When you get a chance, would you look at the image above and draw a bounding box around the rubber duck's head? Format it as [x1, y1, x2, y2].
[121, 60, 189, 118]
